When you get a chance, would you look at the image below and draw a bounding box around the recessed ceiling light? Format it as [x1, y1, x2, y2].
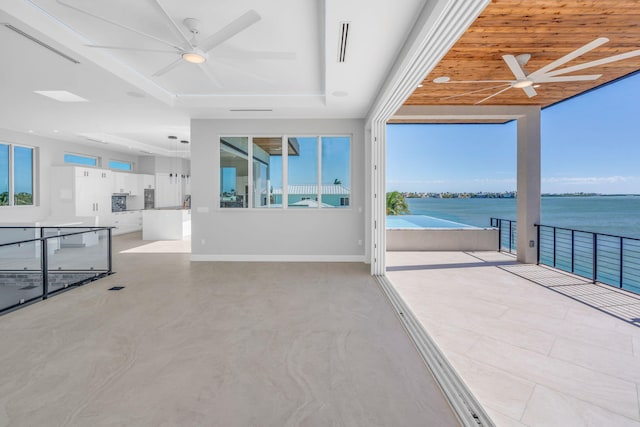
[332, 90, 348, 97]
[533, 84, 541, 88]
[433, 76, 450, 83]
[182, 52, 206, 64]
[27, 130, 34, 133]
[34, 90, 88, 102]
[53, 129, 59, 133]
[417, 84, 424, 88]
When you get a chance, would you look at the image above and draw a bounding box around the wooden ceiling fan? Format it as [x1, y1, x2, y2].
[432, 37, 640, 104]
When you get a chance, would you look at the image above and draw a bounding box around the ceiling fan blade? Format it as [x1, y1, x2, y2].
[528, 37, 609, 79]
[475, 86, 513, 104]
[56, 0, 183, 51]
[503, 55, 527, 80]
[200, 10, 261, 53]
[148, 0, 193, 48]
[86, 45, 177, 53]
[544, 49, 640, 77]
[434, 79, 513, 84]
[198, 64, 222, 88]
[522, 86, 537, 98]
[152, 57, 183, 77]
[535, 74, 601, 83]
[215, 50, 296, 61]
[441, 83, 511, 100]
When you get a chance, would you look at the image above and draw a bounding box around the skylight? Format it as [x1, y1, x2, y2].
[34, 90, 89, 102]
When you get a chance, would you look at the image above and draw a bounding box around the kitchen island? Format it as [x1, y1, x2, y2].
[142, 209, 191, 240]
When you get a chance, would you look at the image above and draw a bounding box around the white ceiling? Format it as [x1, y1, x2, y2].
[0, 0, 426, 156]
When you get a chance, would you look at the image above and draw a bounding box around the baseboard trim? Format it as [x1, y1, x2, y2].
[190, 254, 365, 262]
[375, 274, 495, 427]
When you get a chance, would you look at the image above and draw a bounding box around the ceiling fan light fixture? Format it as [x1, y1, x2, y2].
[512, 79, 534, 89]
[182, 52, 206, 64]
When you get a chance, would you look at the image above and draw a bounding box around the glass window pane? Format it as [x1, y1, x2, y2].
[220, 137, 248, 208]
[287, 137, 318, 208]
[321, 137, 350, 208]
[0, 144, 8, 206]
[13, 146, 33, 206]
[64, 153, 97, 166]
[109, 160, 132, 171]
[252, 138, 282, 208]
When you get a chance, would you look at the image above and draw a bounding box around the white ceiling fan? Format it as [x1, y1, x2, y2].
[432, 37, 640, 104]
[56, 0, 295, 85]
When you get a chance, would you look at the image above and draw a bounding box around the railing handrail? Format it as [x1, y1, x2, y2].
[493, 218, 640, 294]
[535, 223, 640, 242]
[0, 227, 114, 248]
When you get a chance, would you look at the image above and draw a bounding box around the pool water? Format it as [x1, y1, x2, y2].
[386, 215, 478, 229]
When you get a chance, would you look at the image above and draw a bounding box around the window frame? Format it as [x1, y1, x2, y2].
[0, 141, 36, 207]
[109, 159, 133, 172]
[63, 152, 99, 167]
[218, 134, 352, 210]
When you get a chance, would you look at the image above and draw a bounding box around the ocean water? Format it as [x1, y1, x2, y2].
[405, 195, 640, 239]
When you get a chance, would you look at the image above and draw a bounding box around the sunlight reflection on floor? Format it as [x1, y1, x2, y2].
[120, 239, 191, 254]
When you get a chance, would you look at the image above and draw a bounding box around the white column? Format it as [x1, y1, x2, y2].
[516, 107, 541, 263]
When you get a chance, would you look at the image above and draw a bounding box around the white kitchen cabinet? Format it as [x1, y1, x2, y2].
[155, 172, 182, 208]
[51, 166, 112, 219]
[111, 210, 143, 235]
[141, 174, 155, 190]
[112, 172, 140, 196]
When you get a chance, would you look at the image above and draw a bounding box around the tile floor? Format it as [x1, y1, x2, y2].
[387, 251, 640, 426]
[0, 233, 460, 427]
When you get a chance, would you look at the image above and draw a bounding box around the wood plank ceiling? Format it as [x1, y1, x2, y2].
[401, 0, 640, 114]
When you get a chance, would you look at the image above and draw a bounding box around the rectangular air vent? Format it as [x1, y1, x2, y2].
[229, 109, 273, 112]
[338, 22, 350, 63]
[3, 23, 80, 64]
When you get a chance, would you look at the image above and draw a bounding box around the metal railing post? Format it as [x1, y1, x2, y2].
[571, 230, 575, 273]
[41, 237, 49, 300]
[497, 219, 502, 252]
[107, 228, 113, 274]
[536, 225, 540, 264]
[592, 233, 598, 284]
[619, 237, 624, 289]
[553, 227, 556, 267]
[509, 220, 513, 253]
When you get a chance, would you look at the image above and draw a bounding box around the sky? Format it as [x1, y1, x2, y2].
[387, 71, 640, 194]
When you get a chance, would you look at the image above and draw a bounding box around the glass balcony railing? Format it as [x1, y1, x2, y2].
[0, 227, 113, 314]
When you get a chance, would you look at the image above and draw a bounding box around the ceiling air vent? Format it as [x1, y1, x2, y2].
[337, 22, 350, 63]
[3, 23, 80, 64]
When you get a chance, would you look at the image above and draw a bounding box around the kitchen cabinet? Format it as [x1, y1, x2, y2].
[51, 166, 112, 219]
[112, 210, 143, 235]
[141, 174, 155, 190]
[112, 172, 140, 195]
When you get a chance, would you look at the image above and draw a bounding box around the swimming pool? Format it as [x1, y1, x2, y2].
[386, 215, 478, 229]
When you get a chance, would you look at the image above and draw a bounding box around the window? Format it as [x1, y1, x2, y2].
[109, 160, 132, 171]
[220, 137, 249, 208]
[1, 142, 35, 206]
[219, 135, 350, 209]
[64, 153, 97, 167]
[287, 137, 318, 208]
[321, 136, 350, 208]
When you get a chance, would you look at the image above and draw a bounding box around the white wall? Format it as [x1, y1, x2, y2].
[190, 119, 366, 262]
[0, 128, 140, 223]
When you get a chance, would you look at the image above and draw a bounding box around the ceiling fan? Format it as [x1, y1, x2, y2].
[56, 0, 295, 85]
[432, 37, 640, 104]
